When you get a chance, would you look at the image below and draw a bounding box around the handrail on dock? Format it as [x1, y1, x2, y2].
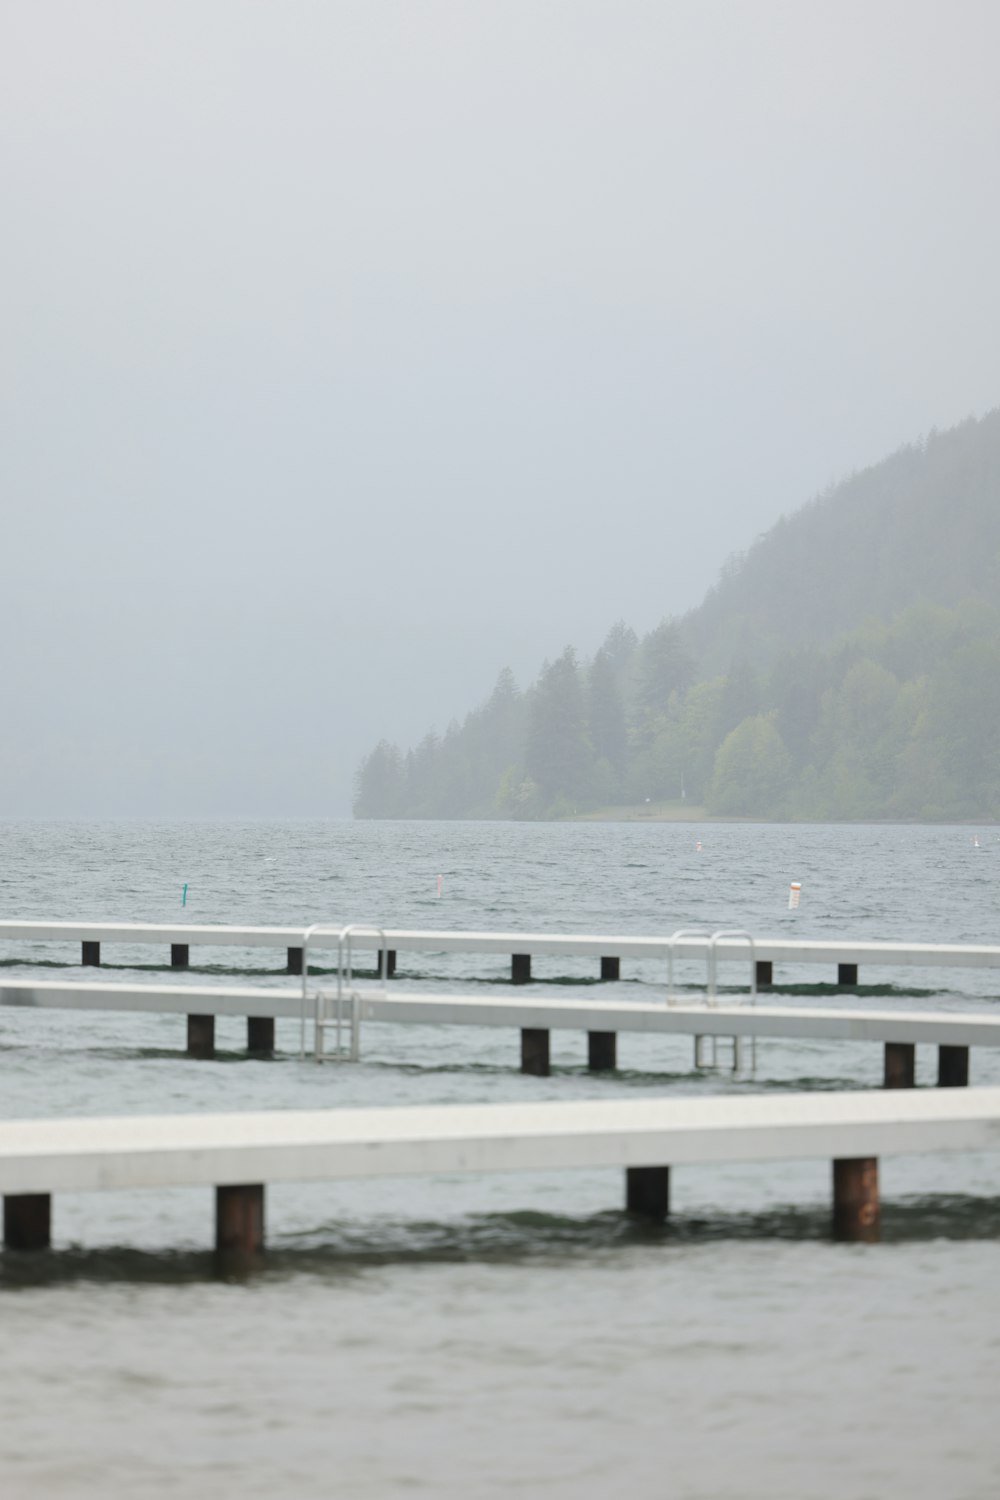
[299, 923, 388, 1061]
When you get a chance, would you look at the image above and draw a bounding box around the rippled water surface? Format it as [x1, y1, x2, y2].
[1, 819, 998, 1498]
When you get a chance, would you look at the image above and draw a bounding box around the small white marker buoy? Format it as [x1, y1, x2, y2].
[695, 840, 702, 852]
[788, 881, 801, 910]
[437, 874, 443, 897]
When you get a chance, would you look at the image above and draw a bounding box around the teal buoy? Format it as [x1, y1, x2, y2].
[181, 883, 188, 907]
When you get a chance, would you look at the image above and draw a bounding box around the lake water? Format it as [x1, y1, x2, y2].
[1, 819, 998, 1499]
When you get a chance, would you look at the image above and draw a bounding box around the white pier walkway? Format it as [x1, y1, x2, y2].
[3, 1089, 1000, 1258]
[0, 978, 996, 1085]
[3, 919, 1000, 988]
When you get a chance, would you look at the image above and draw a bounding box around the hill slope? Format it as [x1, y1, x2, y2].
[685, 411, 1000, 675]
[355, 409, 1000, 821]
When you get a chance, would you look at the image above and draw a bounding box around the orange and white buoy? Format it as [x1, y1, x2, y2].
[788, 881, 801, 910]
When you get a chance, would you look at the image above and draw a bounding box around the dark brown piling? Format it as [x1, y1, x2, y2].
[287, 946, 304, 975]
[520, 1027, 550, 1075]
[512, 953, 531, 985]
[3, 1193, 52, 1251]
[600, 955, 620, 981]
[837, 962, 859, 986]
[938, 1045, 970, 1087]
[587, 1031, 617, 1071]
[247, 1017, 275, 1055]
[626, 1166, 670, 1221]
[755, 959, 773, 989]
[215, 1184, 264, 1271]
[884, 1041, 916, 1089]
[832, 1157, 879, 1242]
[171, 944, 190, 968]
[187, 1014, 216, 1058]
[82, 941, 100, 967]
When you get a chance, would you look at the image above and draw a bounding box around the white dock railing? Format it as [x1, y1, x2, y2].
[1, 978, 997, 1085]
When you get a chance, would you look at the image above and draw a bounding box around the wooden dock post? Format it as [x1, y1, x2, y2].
[587, 1031, 617, 1071]
[884, 1042, 916, 1089]
[520, 1028, 549, 1075]
[832, 1157, 879, 1241]
[215, 1184, 264, 1270]
[938, 1045, 970, 1087]
[3, 1193, 51, 1250]
[838, 962, 859, 986]
[287, 946, 304, 975]
[187, 1014, 216, 1058]
[600, 955, 620, 981]
[247, 1018, 275, 1055]
[626, 1166, 670, 1220]
[755, 959, 773, 989]
[511, 953, 531, 985]
[377, 949, 397, 978]
[82, 941, 100, 967]
[171, 944, 189, 968]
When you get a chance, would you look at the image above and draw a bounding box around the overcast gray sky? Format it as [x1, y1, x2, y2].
[3, 0, 998, 817]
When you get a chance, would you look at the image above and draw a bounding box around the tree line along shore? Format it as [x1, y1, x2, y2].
[355, 411, 1000, 824]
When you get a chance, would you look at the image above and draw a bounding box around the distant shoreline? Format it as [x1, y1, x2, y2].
[560, 803, 997, 826]
[564, 802, 738, 823]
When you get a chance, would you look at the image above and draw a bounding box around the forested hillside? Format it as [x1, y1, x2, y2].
[354, 410, 1000, 822]
[687, 410, 1000, 675]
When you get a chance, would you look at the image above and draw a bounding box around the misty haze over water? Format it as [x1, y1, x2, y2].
[3, 2, 1000, 817]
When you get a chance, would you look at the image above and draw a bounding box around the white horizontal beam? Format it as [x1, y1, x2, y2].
[1, 920, 999, 969]
[372, 933, 1000, 969]
[0, 979, 302, 1019]
[2, 980, 1000, 1047]
[2, 1089, 999, 1196]
[0, 921, 303, 949]
[358, 993, 1000, 1048]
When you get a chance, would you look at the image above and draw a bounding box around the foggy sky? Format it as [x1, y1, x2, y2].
[3, 0, 999, 817]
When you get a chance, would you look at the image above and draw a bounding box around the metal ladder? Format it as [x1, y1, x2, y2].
[298, 923, 388, 1063]
[666, 927, 758, 1075]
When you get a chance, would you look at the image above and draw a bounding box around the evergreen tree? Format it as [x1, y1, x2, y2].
[768, 647, 829, 765]
[634, 620, 693, 738]
[525, 648, 593, 807]
[353, 740, 406, 818]
[718, 657, 760, 737]
[601, 620, 639, 673]
[587, 648, 627, 781]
